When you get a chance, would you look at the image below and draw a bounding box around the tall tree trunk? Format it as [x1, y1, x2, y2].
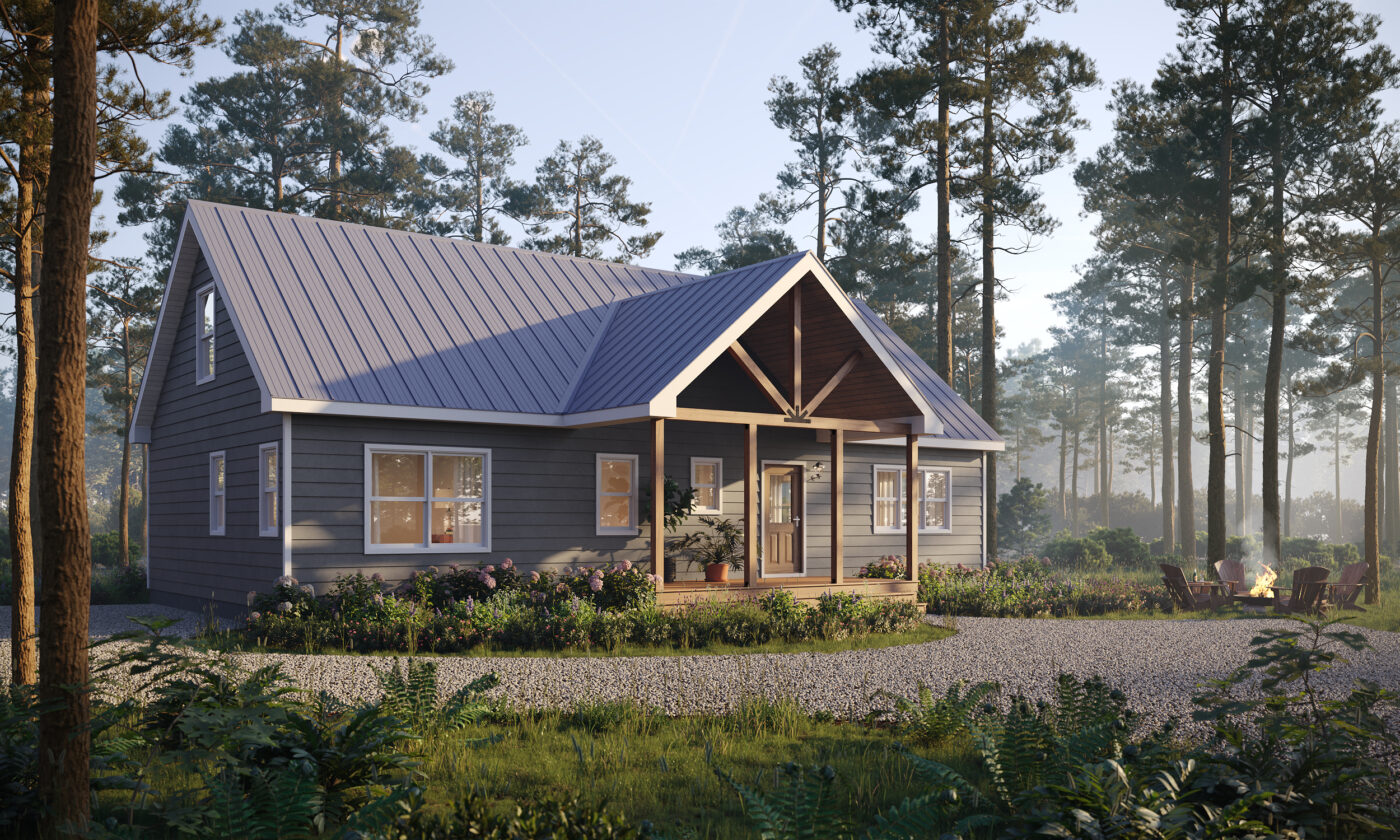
[1071, 421, 1082, 538]
[1262, 136, 1286, 565]
[934, 7, 953, 385]
[8, 68, 44, 687]
[1058, 422, 1067, 519]
[1364, 258, 1383, 604]
[37, 0, 97, 833]
[1234, 368, 1246, 536]
[1098, 327, 1109, 528]
[1285, 389, 1295, 539]
[980, 69, 997, 562]
[118, 319, 132, 567]
[1335, 411, 1343, 541]
[1178, 263, 1197, 561]
[1385, 377, 1399, 551]
[1159, 274, 1176, 553]
[1207, 0, 1234, 570]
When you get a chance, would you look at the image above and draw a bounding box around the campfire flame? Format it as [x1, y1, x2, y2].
[1249, 563, 1277, 598]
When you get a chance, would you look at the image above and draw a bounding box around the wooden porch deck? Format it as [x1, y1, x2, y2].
[655, 576, 919, 608]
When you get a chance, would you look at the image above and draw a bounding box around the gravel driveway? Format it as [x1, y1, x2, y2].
[3, 606, 1396, 732]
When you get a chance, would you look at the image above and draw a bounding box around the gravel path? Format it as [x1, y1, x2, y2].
[0, 603, 216, 640]
[2, 607, 1397, 733]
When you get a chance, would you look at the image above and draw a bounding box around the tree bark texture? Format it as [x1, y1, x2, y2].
[1207, 0, 1234, 571]
[1159, 274, 1176, 554]
[934, 8, 953, 385]
[980, 78, 997, 561]
[1364, 259, 1383, 604]
[36, 0, 97, 833]
[1178, 264, 1197, 561]
[1262, 137, 1286, 566]
[1385, 377, 1399, 551]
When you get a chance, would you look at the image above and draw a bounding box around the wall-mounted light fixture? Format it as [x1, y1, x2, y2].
[808, 460, 826, 482]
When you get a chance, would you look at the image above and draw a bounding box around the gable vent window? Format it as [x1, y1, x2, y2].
[196, 285, 216, 383]
[365, 445, 490, 553]
[209, 451, 226, 536]
[259, 443, 279, 537]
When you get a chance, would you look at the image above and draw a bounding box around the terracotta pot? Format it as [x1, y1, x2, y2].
[704, 563, 729, 583]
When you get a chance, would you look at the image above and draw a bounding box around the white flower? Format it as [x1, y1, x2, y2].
[274, 575, 298, 588]
[276, 601, 293, 613]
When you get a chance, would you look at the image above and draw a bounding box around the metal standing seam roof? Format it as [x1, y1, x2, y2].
[136, 200, 1000, 446]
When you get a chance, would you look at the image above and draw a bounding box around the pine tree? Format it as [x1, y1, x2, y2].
[675, 195, 796, 273]
[431, 91, 529, 244]
[525, 136, 661, 262]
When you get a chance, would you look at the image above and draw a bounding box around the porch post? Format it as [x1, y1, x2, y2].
[651, 418, 665, 593]
[745, 422, 758, 586]
[831, 428, 843, 584]
[906, 433, 918, 582]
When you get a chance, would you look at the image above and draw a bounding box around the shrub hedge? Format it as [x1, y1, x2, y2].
[918, 558, 1173, 618]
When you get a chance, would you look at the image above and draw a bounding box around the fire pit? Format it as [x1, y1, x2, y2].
[1232, 563, 1279, 611]
[1233, 594, 1275, 608]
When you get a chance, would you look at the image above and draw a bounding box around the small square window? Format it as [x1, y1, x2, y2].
[690, 457, 722, 515]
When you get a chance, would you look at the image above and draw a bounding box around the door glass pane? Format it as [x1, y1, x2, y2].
[600, 459, 632, 493]
[599, 494, 631, 529]
[371, 500, 422, 544]
[433, 454, 482, 498]
[767, 474, 792, 522]
[433, 501, 483, 544]
[374, 453, 424, 497]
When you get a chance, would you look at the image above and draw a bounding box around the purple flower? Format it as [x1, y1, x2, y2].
[501, 558, 513, 570]
[588, 576, 603, 592]
[529, 570, 541, 583]
[373, 593, 384, 607]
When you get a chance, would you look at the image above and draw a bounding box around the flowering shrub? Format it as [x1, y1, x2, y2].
[857, 555, 906, 579]
[239, 565, 923, 655]
[918, 560, 1172, 618]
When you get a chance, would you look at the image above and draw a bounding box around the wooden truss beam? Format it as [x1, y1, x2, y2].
[801, 351, 861, 418]
[673, 407, 911, 435]
[727, 342, 795, 417]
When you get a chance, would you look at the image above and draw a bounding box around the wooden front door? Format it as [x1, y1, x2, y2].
[763, 464, 803, 575]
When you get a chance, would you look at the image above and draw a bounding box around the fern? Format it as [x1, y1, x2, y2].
[715, 763, 848, 840]
[374, 658, 500, 738]
[875, 679, 1000, 744]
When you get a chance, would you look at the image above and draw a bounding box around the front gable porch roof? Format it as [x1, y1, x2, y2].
[131, 201, 1001, 449]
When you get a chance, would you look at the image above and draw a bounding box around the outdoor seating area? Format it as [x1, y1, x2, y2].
[1160, 561, 1371, 615]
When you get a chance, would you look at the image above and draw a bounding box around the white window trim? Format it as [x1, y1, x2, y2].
[871, 465, 953, 535]
[259, 442, 279, 537]
[209, 451, 226, 536]
[362, 443, 492, 554]
[690, 456, 723, 515]
[195, 283, 216, 385]
[596, 452, 639, 536]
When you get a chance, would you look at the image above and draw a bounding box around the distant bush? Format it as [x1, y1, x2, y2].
[0, 560, 147, 605]
[918, 561, 1171, 618]
[90, 531, 143, 566]
[997, 478, 1052, 556]
[1085, 527, 1151, 569]
[1043, 534, 1111, 572]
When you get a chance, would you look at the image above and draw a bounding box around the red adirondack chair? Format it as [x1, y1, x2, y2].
[1214, 558, 1247, 595]
[1161, 563, 1231, 610]
[1324, 562, 1368, 613]
[1271, 566, 1330, 615]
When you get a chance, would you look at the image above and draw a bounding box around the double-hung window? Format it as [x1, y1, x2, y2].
[209, 451, 226, 536]
[596, 454, 638, 535]
[196, 285, 216, 383]
[690, 457, 722, 515]
[872, 465, 953, 534]
[259, 443, 279, 537]
[365, 445, 490, 552]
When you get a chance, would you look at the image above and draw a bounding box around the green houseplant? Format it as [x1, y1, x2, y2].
[671, 515, 746, 583]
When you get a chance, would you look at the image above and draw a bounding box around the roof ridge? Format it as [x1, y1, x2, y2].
[185, 199, 701, 282]
[558, 299, 622, 413]
[607, 251, 809, 306]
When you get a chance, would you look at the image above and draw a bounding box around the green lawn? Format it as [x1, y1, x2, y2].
[414, 698, 977, 837]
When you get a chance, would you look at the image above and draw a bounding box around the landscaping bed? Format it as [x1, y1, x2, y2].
[239, 562, 926, 656]
[918, 557, 1174, 617]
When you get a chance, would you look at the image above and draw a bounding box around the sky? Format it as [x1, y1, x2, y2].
[92, 0, 1400, 505]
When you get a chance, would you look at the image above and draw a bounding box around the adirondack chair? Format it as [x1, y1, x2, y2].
[1160, 563, 1231, 610]
[1214, 558, 1247, 594]
[1271, 566, 1330, 615]
[1324, 562, 1369, 613]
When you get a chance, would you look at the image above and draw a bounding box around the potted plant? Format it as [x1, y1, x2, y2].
[671, 515, 746, 583]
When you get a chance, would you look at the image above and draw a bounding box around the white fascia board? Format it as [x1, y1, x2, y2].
[268, 396, 654, 428]
[849, 435, 1006, 452]
[646, 252, 942, 434]
[802, 257, 944, 434]
[130, 215, 198, 438]
[184, 207, 274, 411]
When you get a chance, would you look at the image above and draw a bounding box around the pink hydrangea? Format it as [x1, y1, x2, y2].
[483, 575, 497, 590]
[556, 582, 568, 593]
[645, 574, 657, 584]
[588, 576, 603, 592]
[618, 559, 632, 572]
[501, 558, 513, 570]
[529, 571, 541, 583]
[249, 611, 262, 621]
[484, 565, 495, 573]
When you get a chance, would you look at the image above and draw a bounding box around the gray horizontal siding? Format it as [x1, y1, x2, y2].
[148, 250, 282, 610]
[289, 415, 983, 590]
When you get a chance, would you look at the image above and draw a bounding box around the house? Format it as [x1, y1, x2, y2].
[131, 201, 1003, 614]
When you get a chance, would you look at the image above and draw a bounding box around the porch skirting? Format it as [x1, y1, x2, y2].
[655, 576, 918, 608]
